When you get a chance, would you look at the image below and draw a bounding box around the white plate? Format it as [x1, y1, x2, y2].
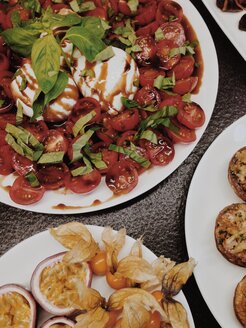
[0, 225, 194, 327]
[0, 0, 218, 214]
[185, 115, 246, 328]
[201, 0, 246, 60]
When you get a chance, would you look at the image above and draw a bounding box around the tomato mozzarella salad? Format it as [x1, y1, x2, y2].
[0, 0, 205, 206]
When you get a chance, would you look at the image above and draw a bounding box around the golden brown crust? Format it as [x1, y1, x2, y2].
[228, 147, 246, 202]
[214, 203, 246, 267]
[234, 275, 246, 327]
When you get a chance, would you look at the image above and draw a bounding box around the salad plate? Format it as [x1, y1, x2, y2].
[0, 224, 195, 327]
[0, 0, 218, 214]
[185, 115, 246, 328]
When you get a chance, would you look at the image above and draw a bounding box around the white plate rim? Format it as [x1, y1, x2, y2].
[185, 115, 246, 328]
[0, 224, 195, 327]
[0, 0, 219, 214]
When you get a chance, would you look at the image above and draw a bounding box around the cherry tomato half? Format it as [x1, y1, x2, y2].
[44, 130, 68, 153]
[71, 97, 102, 124]
[0, 130, 7, 146]
[172, 77, 198, 95]
[3, 5, 30, 30]
[12, 153, 36, 176]
[135, 35, 156, 66]
[165, 119, 196, 144]
[139, 67, 165, 87]
[90, 251, 108, 275]
[159, 95, 184, 112]
[9, 176, 45, 205]
[136, 21, 159, 37]
[159, 22, 186, 47]
[37, 163, 69, 190]
[135, 2, 157, 26]
[168, 55, 195, 80]
[86, 7, 107, 20]
[156, 39, 181, 70]
[23, 121, 48, 143]
[156, 0, 183, 24]
[0, 53, 10, 71]
[177, 101, 205, 129]
[92, 142, 119, 174]
[0, 113, 16, 130]
[66, 169, 101, 194]
[135, 86, 161, 108]
[0, 145, 14, 175]
[110, 109, 139, 132]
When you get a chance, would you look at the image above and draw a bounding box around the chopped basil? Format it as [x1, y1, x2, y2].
[71, 129, 95, 162]
[182, 93, 192, 103]
[44, 71, 69, 105]
[121, 97, 139, 109]
[169, 40, 199, 58]
[72, 110, 96, 137]
[84, 145, 107, 170]
[5, 124, 29, 144]
[0, 99, 5, 107]
[17, 138, 35, 160]
[69, 0, 81, 12]
[140, 130, 158, 144]
[169, 46, 186, 58]
[133, 79, 139, 87]
[38, 151, 64, 164]
[5, 134, 25, 157]
[113, 19, 137, 52]
[19, 74, 27, 91]
[94, 46, 115, 61]
[139, 106, 178, 131]
[71, 157, 93, 176]
[25, 171, 40, 187]
[127, 0, 139, 13]
[154, 73, 176, 90]
[155, 27, 165, 42]
[125, 44, 142, 54]
[169, 15, 178, 22]
[109, 144, 151, 168]
[80, 1, 96, 12]
[80, 69, 95, 78]
[16, 102, 24, 125]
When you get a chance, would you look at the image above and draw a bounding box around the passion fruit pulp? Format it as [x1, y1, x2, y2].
[0, 283, 36, 328]
[31, 252, 92, 316]
[40, 316, 75, 328]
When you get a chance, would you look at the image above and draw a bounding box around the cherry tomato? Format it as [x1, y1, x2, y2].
[0, 53, 10, 71]
[66, 169, 101, 194]
[0, 145, 14, 175]
[172, 77, 198, 95]
[135, 86, 161, 108]
[110, 109, 139, 132]
[44, 130, 68, 153]
[145, 311, 161, 328]
[90, 251, 108, 275]
[136, 21, 159, 37]
[106, 160, 138, 194]
[159, 95, 184, 112]
[117, 130, 137, 146]
[118, 0, 132, 15]
[165, 119, 196, 143]
[4, 5, 30, 30]
[86, 7, 107, 20]
[168, 55, 195, 80]
[9, 176, 45, 205]
[12, 153, 36, 176]
[71, 97, 101, 124]
[23, 121, 48, 143]
[119, 147, 149, 174]
[135, 2, 157, 26]
[109, 0, 119, 13]
[156, 0, 183, 24]
[106, 271, 129, 289]
[0, 113, 16, 130]
[37, 163, 69, 190]
[159, 22, 186, 46]
[152, 290, 163, 304]
[92, 142, 119, 174]
[0, 130, 7, 146]
[177, 101, 205, 129]
[0, 71, 14, 99]
[39, 0, 52, 9]
[156, 39, 181, 70]
[135, 35, 156, 66]
[0, 36, 7, 54]
[139, 67, 165, 87]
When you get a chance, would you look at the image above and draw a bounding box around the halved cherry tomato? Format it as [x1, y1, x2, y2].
[136, 21, 159, 36]
[109, 0, 119, 13]
[106, 160, 138, 194]
[12, 153, 36, 176]
[3, 5, 30, 30]
[0, 113, 16, 130]
[168, 55, 195, 80]
[156, 39, 181, 70]
[9, 176, 45, 205]
[92, 142, 119, 174]
[110, 109, 139, 132]
[66, 169, 101, 194]
[0, 71, 14, 99]
[37, 163, 69, 190]
[159, 95, 184, 112]
[86, 7, 107, 20]
[172, 77, 198, 95]
[117, 130, 137, 146]
[90, 251, 108, 275]
[159, 22, 186, 46]
[152, 290, 163, 304]
[177, 101, 205, 129]
[156, 0, 183, 24]
[135, 86, 161, 108]
[118, 0, 132, 15]
[139, 67, 165, 87]
[22, 121, 48, 143]
[106, 271, 129, 289]
[0, 53, 10, 71]
[71, 97, 101, 124]
[39, 0, 52, 9]
[135, 2, 157, 26]
[165, 119, 196, 143]
[145, 311, 161, 328]
[135, 35, 156, 66]
[44, 130, 68, 153]
[0, 130, 7, 146]
[0, 145, 14, 175]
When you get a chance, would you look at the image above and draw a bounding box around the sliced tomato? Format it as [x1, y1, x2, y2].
[0, 145, 14, 175]
[22, 121, 48, 143]
[96, 126, 117, 144]
[135, 35, 156, 66]
[37, 163, 69, 190]
[71, 97, 101, 124]
[119, 147, 149, 174]
[165, 119, 196, 143]
[0, 53, 10, 71]
[9, 176, 45, 205]
[172, 76, 198, 95]
[136, 21, 159, 36]
[110, 109, 139, 132]
[156, 39, 181, 70]
[159, 22, 186, 46]
[0, 129, 7, 146]
[44, 130, 68, 153]
[168, 55, 195, 80]
[177, 101, 205, 129]
[91, 142, 118, 174]
[106, 160, 138, 194]
[3, 5, 30, 30]
[135, 2, 157, 26]
[118, 0, 132, 15]
[66, 169, 101, 194]
[1, 76, 13, 99]
[139, 67, 165, 87]
[86, 7, 107, 20]
[135, 86, 161, 108]
[12, 153, 36, 176]
[117, 130, 137, 146]
[159, 95, 184, 112]
[0, 113, 16, 130]
[156, 0, 183, 23]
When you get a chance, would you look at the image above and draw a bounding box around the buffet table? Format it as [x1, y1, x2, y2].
[0, 1, 245, 327]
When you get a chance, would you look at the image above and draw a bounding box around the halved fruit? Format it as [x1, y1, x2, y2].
[0, 283, 36, 328]
[40, 316, 75, 327]
[31, 252, 92, 316]
[234, 275, 246, 326]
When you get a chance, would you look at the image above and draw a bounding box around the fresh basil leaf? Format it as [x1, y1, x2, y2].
[72, 110, 96, 137]
[69, 0, 81, 12]
[161, 118, 179, 132]
[21, 0, 41, 15]
[32, 89, 45, 121]
[72, 129, 95, 162]
[80, 16, 109, 39]
[32, 34, 61, 93]
[83, 145, 107, 169]
[140, 130, 158, 144]
[121, 97, 139, 108]
[109, 144, 150, 168]
[155, 27, 164, 42]
[0, 99, 5, 107]
[80, 1, 96, 11]
[94, 46, 115, 61]
[16, 102, 24, 126]
[44, 71, 68, 105]
[182, 93, 192, 103]
[11, 11, 21, 28]
[80, 69, 95, 78]
[65, 26, 106, 62]
[38, 151, 64, 164]
[154, 74, 176, 90]
[169, 46, 186, 58]
[139, 106, 178, 131]
[5, 134, 25, 157]
[25, 171, 40, 187]
[71, 157, 93, 176]
[42, 9, 82, 29]
[127, 0, 139, 13]
[1, 28, 40, 57]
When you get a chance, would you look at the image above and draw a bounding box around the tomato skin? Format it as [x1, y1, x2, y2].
[139, 67, 165, 87]
[90, 251, 108, 275]
[159, 96, 184, 112]
[173, 76, 198, 95]
[44, 130, 68, 153]
[0, 130, 7, 146]
[118, 0, 132, 15]
[0, 53, 10, 71]
[106, 160, 138, 195]
[71, 97, 101, 124]
[9, 176, 45, 205]
[145, 311, 161, 328]
[156, 0, 183, 24]
[159, 22, 186, 47]
[168, 55, 195, 80]
[0, 113, 16, 130]
[136, 21, 159, 36]
[135, 35, 156, 66]
[12, 153, 36, 176]
[3, 5, 30, 30]
[165, 119, 196, 144]
[66, 169, 101, 194]
[86, 7, 107, 20]
[135, 86, 161, 108]
[106, 271, 129, 289]
[110, 109, 139, 132]
[92, 142, 119, 174]
[0, 145, 14, 175]
[177, 101, 205, 129]
[23, 121, 49, 143]
[135, 2, 157, 26]
[156, 39, 181, 70]
[117, 130, 137, 146]
[0, 71, 14, 99]
[37, 163, 69, 190]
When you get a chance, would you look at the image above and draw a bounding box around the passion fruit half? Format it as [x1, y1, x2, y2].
[40, 316, 75, 327]
[31, 252, 92, 316]
[0, 283, 36, 328]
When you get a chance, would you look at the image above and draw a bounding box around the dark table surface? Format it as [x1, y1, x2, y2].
[0, 1, 245, 328]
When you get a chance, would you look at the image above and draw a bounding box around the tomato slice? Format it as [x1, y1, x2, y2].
[66, 169, 101, 194]
[9, 176, 45, 205]
[0, 113, 16, 130]
[135, 86, 161, 108]
[106, 160, 138, 194]
[156, 39, 181, 70]
[37, 163, 69, 190]
[44, 130, 68, 153]
[159, 22, 186, 46]
[0, 129, 7, 146]
[135, 2, 157, 26]
[117, 130, 137, 146]
[12, 153, 36, 176]
[92, 142, 119, 174]
[168, 55, 195, 80]
[23, 121, 48, 143]
[139, 67, 165, 87]
[177, 101, 205, 129]
[159, 95, 184, 112]
[86, 7, 107, 20]
[71, 97, 102, 124]
[136, 21, 159, 36]
[0, 53, 10, 71]
[110, 109, 140, 132]
[172, 76, 198, 95]
[156, 0, 183, 23]
[0, 145, 14, 175]
[118, 0, 131, 15]
[135, 35, 156, 66]
[165, 119, 196, 143]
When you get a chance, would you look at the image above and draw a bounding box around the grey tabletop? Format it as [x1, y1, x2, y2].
[0, 1, 246, 328]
